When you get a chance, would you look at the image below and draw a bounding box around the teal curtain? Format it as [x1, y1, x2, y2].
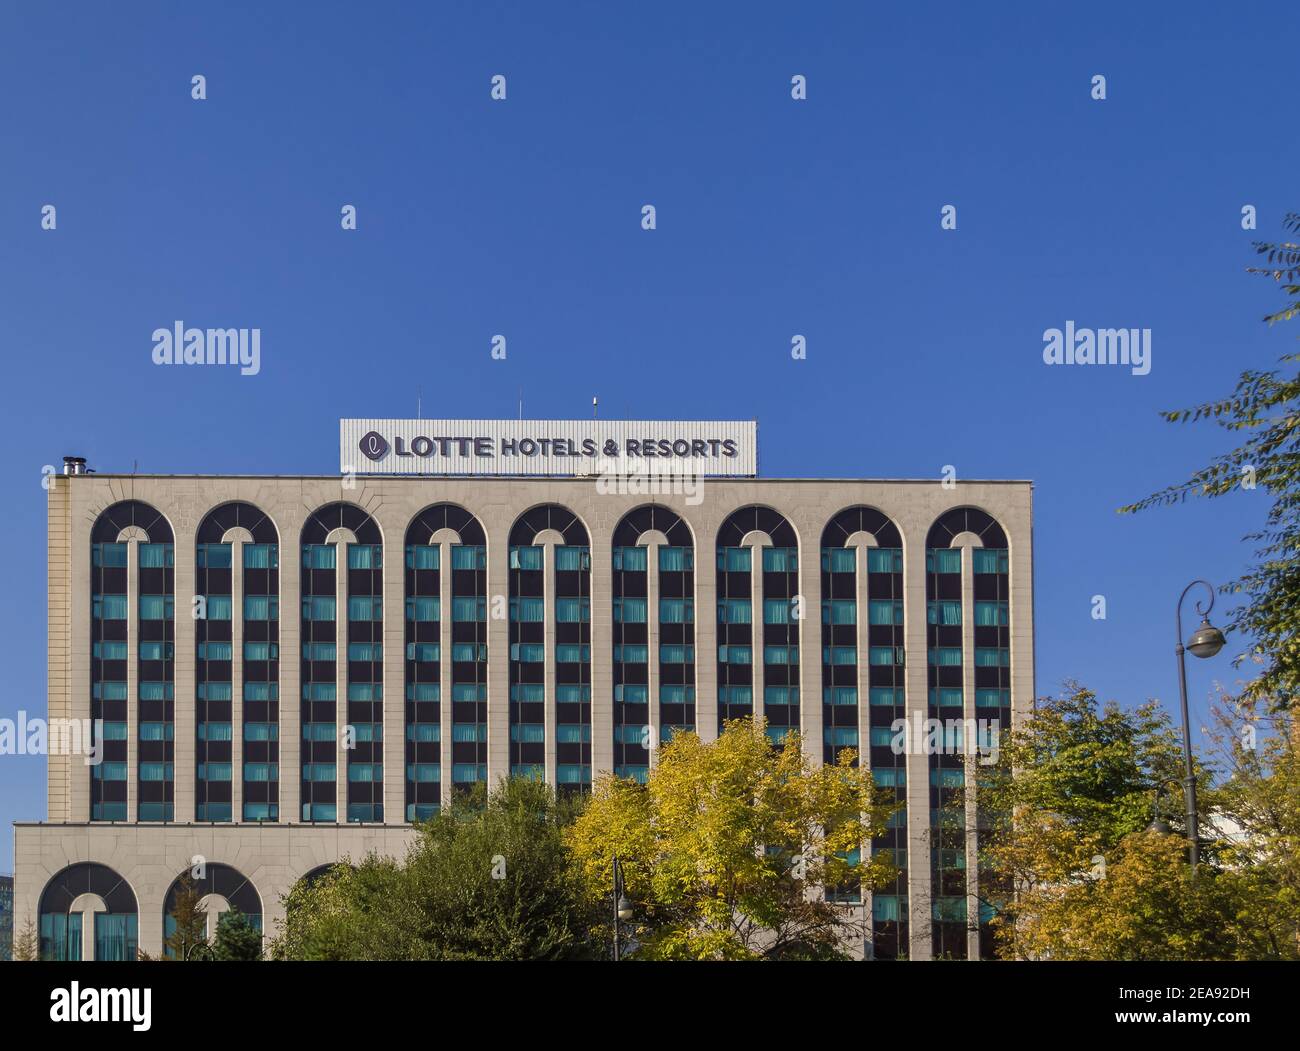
[613, 546, 648, 571]
[348, 596, 382, 621]
[243, 543, 276, 568]
[822, 600, 856, 625]
[510, 546, 542, 570]
[510, 723, 546, 743]
[93, 594, 128, 619]
[763, 599, 792, 624]
[197, 544, 232, 568]
[975, 648, 1009, 667]
[511, 683, 544, 702]
[873, 895, 901, 922]
[408, 724, 441, 742]
[244, 641, 277, 661]
[764, 645, 798, 665]
[659, 684, 694, 703]
[867, 548, 903, 574]
[658, 546, 692, 571]
[871, 646, 903, 666]
[452, 545, 485, 569]
[718, 599, 752, 624]
[719, 644, 753, 664]
[302, 545, 336, 570]
[451, 724, 482, 742]
[870, 600, 903, 625]
[511, 597, 544, 622]
[928, 601, 961, 626]
[138, 543, 173, 568]
[823, 646, 856, 666]
[973, 548, 1009, 574]
[406, 545, 439, 570]
[659, 644, 693, 663]
[927, 548, 961, 574]
[512, 642, 545, 662]
[41, 911, 83, 961]
[975, 601, 1008, 626]
[556, 684, 589, 702]
[762, 547, 798, 572]
[244, 595, 277, 620]
[199, 722, 233, 742]
[556, 644, 589, 663]
[405, 596, 438, 622]
[452, 596, 485, 621]
[451, 684, 484, 702]
[555, 546, 589, 571]
[302, 596, 337, 620]
[616, 684, 648, 703]
[614, 644, 648, 663]
[821, 547, 856, 573]
[659, 598, 693, 623]
[139, 681, 173, 700]
[823, 686, 857, 706]
[139, 594, 173, 620]
[928, 647, 962, 667]
[348, 544, 382, 569]
[976, 688, 1009, 708]
[870, 687, 902, 706]
[929, 687, 963, 707]
[717, 547, 751, 572]
[93, 543, 128, 567]
[556, 597, 590, 622]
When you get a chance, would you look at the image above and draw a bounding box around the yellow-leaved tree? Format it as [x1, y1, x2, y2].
[566, 718, 898, 960]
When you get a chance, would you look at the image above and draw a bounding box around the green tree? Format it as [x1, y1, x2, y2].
[210, 908, 263, 961]
[1121, 213, 1300, 709]
[163, 872, 210, 961]
[565, 718, 898, 960]
[271, 778, 596, 960]
[12, 918, 38, 962]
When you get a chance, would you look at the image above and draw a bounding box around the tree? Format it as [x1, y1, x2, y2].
[1121, 213, 1300, 710]
[210, 908, 263, 961]
[270, 778, 597, 960]
[565, 718, 898, 960]
[163, 872, 209, 961]
[12, 918, 38, 962]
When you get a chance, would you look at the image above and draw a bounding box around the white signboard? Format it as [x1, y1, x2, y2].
[340, 419, 757, 476]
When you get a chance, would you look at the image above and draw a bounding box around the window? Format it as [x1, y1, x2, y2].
[406, 642, 439, 662]
[764, 645, 799, 665]
[555, 597, 590, 622]
[452, 596, 486, 622]
[821, 548, 856, 573]
[509, 546, 542, 570]
[658, 547, 692, 571]
[824, 726, 859, 746]
[615, 684, 648, 703]
[451, 545, 485, 570]
[244, 723, 279, 741]
[407, 763, 440, 783]
[973, 548, 1009, 574]
[139, 595, 173, 620]
[659, 684, 694, 703]
[822, 600, 856, 625]
[976, 688, 1010, 708]
[870, 687, 903, 706]
[407, 724, 441, 742]
[303, 545, 336, 569]
[138, 641, 173, 661]
[348, 642, 382, 661]
[451, 724, 484, 742]
[927, 549, 961, 574]
[510, 642, 545, 662]
[823, 645, 856, 666]
[927, 601, 961, 626]
[717, 547, 751, 572]
[406, 545, 439, 570]
[244, 595, 278, 620]
[557, 764, 592, 785]
[245, 763, 278, 782]
[93, 641, 128, 660]
[451, 642, 487, 662]
[932, 768, 965, 787]
[451, 684, 484, 702]
[763, 599, 794, 624]
[870, 646, 904, 666]
[197, 682, 232, 701]
[555, 724, 591, 743]
[347, 544, 382, 569]
[453, 764, 486, 783]
[138, 543, 174, 568]
[511, 683, 545, 702]
[244, 682, 278, 701]
[762, 547, 797, 572]
[870, 600, 904, 625]
[92, 595, 127, 620]
[613, 644, 648, 663]
[929, 687, 963, 708]
[243, 544, 276, 569]
[555, 546, 590, 571]
[405, 596, 439, 622]
[823, 686, 857, 706]
[867, 548, 903, 574]
[975, 648, 1009, 667]
[302, 722, 337, 740]
[203, 595, 233, 620]
[302, 763, 337, 781]
[873, 768, 905, 787]
[719, 685, 753, 706]
[975, 601, 1009, 626]
[348, 763, 383, 782]
[349, 596, 383, 621]
[510, 724, 545, 743]
[243, 641, 278, 661]
[613, 547, 648, 571]
[93, 543, 128, 567]
[556, 644, 590, 663]
[555, 684, 590, 703]
[764, 686, 799, 706]
[717, 600, 752, 625]
[613, 597, 647, 623]
[198, 722, 232, 741]
[139, 682, 173, 700]
[138, 722, 173, 741]
[659, 644, 693, 663]
[347, 683, 381, 701]
[302, 596, 337, 620]
[928, 647, 962, 667]
[659, 598, 694, 623]
[197, 762, 232, 780]
[510, 597, 544, 622]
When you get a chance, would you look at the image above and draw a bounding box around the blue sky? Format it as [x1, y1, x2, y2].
[0, 1, 1295, 873]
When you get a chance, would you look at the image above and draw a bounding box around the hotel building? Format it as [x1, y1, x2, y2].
[13, 420, 1034, 961]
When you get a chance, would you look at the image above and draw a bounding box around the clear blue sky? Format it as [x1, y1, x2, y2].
[1, 1, 1295, 873]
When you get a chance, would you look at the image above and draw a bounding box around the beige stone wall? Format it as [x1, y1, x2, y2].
[19, 471, 1035, 960]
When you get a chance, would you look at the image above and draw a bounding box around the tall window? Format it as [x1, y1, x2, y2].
[405, 504, 487, 820]
[925, 506, 1009, 961]
[508, 505, 591, 792]
[90, 501, 173, 823]
[196, 502, 279, 823]
[715, 506, 799, 741]
[38, 863, 137, 961]
[300, 503, 383, 823]
[612, 506, 696, 782]
[820, 507, 906, 954]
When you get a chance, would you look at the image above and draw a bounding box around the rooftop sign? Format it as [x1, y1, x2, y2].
[340, 419, 757, 477]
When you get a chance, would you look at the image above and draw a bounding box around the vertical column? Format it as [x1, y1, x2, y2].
[962, 545, 981, 960]
[693, 527, 718, 743]
[439, 541, 454, 807]
[590, 532, 614, 777]
[383, 534, 406, 823]
[173, 534, 196, 822]
[280, 532, 302, 822]
[542, 542, 557, 786]
[229, 540, 244, 822]
[798, 537, 823, 766]
[486, 524, 511, 788]
[644, 540, 662, 765]
[903, 531, 933, 961]
[334, 542, 348, 821]
[853, 539, 873, 929]
[126, 540, 139, 822]
[748, 545, 765, 728]
[47, 476, 74, 822]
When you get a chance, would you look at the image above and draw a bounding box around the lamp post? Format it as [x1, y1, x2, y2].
[612, 855, 632, 961]
[1174, 580, 1226, 874]
[1146, 777, 1185, 836]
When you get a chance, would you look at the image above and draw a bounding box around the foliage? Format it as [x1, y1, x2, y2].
[210, 907, 264, 961]
[11, 918, 38, 962]
[565, 718, 898, 960]
[270, 777, 596, 960]
[163, 872, 209, 961]
[1120, 213, 1300, 710]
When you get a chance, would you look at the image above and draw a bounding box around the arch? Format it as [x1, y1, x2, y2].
[612, 504, 694, 548]
[162, 862, 263, 953]
[38, 862, 138, 961]
[406, 502, 485, 546]
[509, 503, 590, 547]
[91, 500, 174, 544]
[821, 505, 902, 549]
[301, 501, 382, 545]
[716, 504, 799, 549]
[197, 500, 278, 545]
[926, 506, 1007, 550]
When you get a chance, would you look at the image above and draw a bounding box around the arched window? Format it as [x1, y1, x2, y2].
[820, 506, 906, 955]
[39, 862, 138, 961]
[162, 862, 262, 955]
[611, 505, 696, 782]
[90, 501, 174, 822]
[195, 502, 280, 822]
[924, 506, 1009, 961]
[404, 504, 487, 818]
[715, 506, 799, 742]
[300, 503, 383, 823]
[508, 505, 591, 792]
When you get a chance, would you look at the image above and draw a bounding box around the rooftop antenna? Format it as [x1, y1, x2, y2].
[518, 387, 523, 421]
[417, 389, 422, 419]
[593, 395, 598, 419]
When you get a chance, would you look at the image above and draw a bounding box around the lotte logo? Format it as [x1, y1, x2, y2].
[358, 431, 390, 461]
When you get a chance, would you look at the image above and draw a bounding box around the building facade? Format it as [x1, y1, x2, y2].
[14, 460, 1033, 960]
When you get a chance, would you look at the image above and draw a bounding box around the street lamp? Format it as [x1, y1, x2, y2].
[1174, 580, 1225, 873]
[1146, 777, 1184, 836]
[612, 855, 633, 961]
